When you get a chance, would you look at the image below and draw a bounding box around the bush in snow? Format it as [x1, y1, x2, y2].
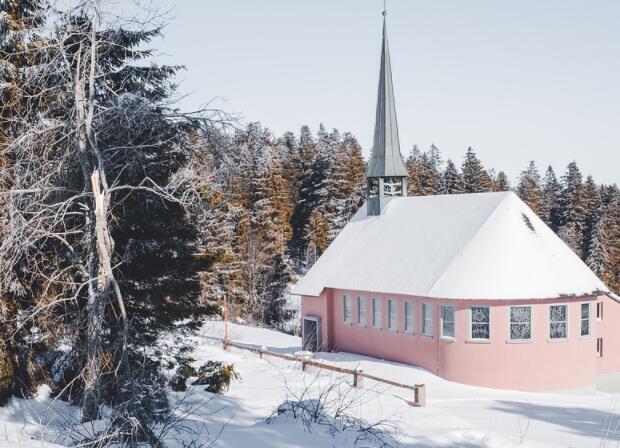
[268, 372, 399, 448]
[169, 364, 198, 392]
[192, 361, 239, 394]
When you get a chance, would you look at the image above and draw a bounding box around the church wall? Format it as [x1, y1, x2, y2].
[303, 288, 605, 391]
[595, 294, 620, 374]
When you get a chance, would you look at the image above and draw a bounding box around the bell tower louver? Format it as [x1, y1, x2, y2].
[365, 9, 408, 216]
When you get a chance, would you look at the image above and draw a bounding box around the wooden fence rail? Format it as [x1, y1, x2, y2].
[223, 340, 425, 407]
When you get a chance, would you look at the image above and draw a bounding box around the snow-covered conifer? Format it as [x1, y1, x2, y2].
[461, 147, 494, 193]
[438, 159, 466, 194]
[517, 161, 544, 214]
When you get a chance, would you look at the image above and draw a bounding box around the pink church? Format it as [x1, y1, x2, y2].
[293, 12, 620, 392]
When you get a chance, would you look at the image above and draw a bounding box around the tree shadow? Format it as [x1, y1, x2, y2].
[491, 400, 620, 442]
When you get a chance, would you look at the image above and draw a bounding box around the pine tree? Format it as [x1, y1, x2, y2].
[587, 198, 620, 293]
[461, 147, 494, 193]
[341, 132, 366, 220]
[581, 175, 602, 260]
[437, 159, 465, 194]
[417, 144, 442, 195]
[558, 162, 585, 254]
[494, 171, 511, 192]
[0, 3, 218, 434]
[290, 125, 317, 259]
[602, 199, 620, 293]
[303, 127, 349, 253]
[227, 123, 294, 325]
[541, 166, 562, 230]
[405, 145, 422, 196]
[517, 161, 544, 214]
[0, 0, 48, 405]
[586, 205, 610, 278]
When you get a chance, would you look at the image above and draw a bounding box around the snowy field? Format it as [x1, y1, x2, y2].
[2, 320, 620, 447]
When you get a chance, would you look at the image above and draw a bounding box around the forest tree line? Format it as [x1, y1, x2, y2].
[198, 127, 620, 327]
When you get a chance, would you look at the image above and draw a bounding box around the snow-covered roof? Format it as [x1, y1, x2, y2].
[293, 192, 610, 300]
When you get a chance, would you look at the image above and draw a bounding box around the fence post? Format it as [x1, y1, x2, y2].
[352, 369, 364, 389]
[223, 340, 230, 352]
[301, 359, 308, 372]
[413, 384, 426, 407]
[259, 345, 266, 359]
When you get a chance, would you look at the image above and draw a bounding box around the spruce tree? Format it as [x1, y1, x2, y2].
[558, 162, 585, 254]
[494, 171, 511, 192]
[586, 205, 610, 279]
[542, 166, 562, 230]
[581, 175, 602, 260]
[461, 147, 494, 193]
[290, 125, 317, 260]
[0, 0, 48, 405]
[517, 161, 544, 214]
[602, 198, 620, 293]
[405, 145, 422, 196]
[0, 2, 218, 436]
[417, 144, 442, 195]
[437, 159, 465, 194]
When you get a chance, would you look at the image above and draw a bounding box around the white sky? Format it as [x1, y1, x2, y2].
[148, 0, 619, 184]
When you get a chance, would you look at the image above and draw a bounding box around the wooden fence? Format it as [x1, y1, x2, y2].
[223, 340, 426, 407]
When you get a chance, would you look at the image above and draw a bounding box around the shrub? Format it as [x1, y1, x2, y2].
[192, 361, 239, 393]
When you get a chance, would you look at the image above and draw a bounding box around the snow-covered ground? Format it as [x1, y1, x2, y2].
[2, 320, 620, 447]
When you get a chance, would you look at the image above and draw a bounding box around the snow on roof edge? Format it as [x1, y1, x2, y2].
[293, 192, 609, 300]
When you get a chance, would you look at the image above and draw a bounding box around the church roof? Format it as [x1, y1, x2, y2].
[366, 15, 408, 179]
[293, 192, 610, 299]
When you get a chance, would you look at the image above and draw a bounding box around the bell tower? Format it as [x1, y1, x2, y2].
[365, 9, 408, 216]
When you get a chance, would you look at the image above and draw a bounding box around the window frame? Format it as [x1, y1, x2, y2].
[404, 300, 415, 334]
[580, 302, 591, 337]
[372, 297, 382, 329]
[597, 337, 603, 357]
[508, 305, 533, 342]
[357, 296, 367, 327]
[422, 302, 433, 337]
[388, 299, 398, 332]
[548, 303, 569, 341]
[469, 305, 491, 341]
[342, 294, 352, 324]
[440, 304, 456, 339]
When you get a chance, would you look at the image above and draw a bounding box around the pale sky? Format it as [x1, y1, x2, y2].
[150, 0, 619, 184]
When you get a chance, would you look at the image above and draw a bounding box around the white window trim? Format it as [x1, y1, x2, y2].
[388, 299, 398, 332]
[548, 303, 569, 342]
[342, 294, 352, 325]
[372, 297, 382, 330]
[404, 300, 415, 334]
[580, 302, 591, 338]
[469, 305, 491, 341]
[440, 304, 456, 340]
[357, 296, 367, 327]
[507, 305, 533, 343]
[422, 302, 433, 337]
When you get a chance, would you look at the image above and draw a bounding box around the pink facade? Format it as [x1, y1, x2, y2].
[301, 289, 620, 391]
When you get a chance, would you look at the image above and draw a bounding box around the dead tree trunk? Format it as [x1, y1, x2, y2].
[75, 18, 128, 421]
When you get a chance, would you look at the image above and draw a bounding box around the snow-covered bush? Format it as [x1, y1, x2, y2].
[268, 373, 399, 448]
[169, 364, 198, 392]
[192, 361, 239, 394]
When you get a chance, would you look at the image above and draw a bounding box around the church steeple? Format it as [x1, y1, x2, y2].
[366, 8, 408, 216]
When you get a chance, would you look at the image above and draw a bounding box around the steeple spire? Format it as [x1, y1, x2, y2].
[366, 7, 408, 215]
